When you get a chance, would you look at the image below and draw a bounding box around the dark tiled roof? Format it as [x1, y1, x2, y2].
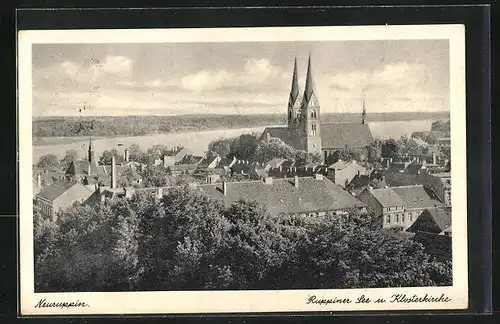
[169, 164, 199, 172]
[391, 185, 443, 209]
[369, 187, 404, 207]
[198, 155, 219, 168]
[320, 123, 373, 149]
[196, 176, 365, 215]
[425, 208, 452, 231]
[37, 180, 79, 201]
[67, 160, 105, 176]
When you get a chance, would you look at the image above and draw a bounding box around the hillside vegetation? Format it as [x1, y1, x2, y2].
[33, 112, 450, 138]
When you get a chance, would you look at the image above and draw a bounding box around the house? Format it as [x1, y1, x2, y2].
[168, 163, 199, 176]
[358, 185, 443, 229]
[230, 160, 268, 180]
[406, 208, 451, 235]
[161, 147, 192, 167]
[197, 153, 221, 170]
[196, 175, 367, 217]
[358, 187, 406, 229]
[33, 167, 65, 193]
[35, 180, 95, 220]
[327, 160, 370, 188]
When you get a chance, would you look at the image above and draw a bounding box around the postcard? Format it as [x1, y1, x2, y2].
[18, 24, 467, 315]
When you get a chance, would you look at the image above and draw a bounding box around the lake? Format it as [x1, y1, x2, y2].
[32, 119, 435, 163]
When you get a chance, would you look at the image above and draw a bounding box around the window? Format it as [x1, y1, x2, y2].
[386, 215, 390, 224]
[311, 110, 317, 118]
[311, 124, 317, 136]
[393, 214, 397, 223]
[408, 213, 412, 221]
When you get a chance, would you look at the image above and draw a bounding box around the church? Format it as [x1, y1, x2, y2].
[260, 55, 374, 162]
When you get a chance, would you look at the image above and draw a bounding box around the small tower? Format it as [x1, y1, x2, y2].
[287, 57, 302, 127]
[299, 54, 322, 156]
[361, 97, 367, 125]
[88, 138, 95, 163]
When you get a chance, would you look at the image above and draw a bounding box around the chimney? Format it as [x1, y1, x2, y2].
[87, 162, 91, 176]
[36, 173, 41, 188]
[315, 174, 323, 181]
[124, 149, 130, 162]
[111, 156, 117, 189]
[432, 151, 436, 165]
[222, 181, 227, 196]
[100, 193, 106, 203]
[266, 132, 271, 142]
[294, 175, 299, 188]
[163, 155, 167, 167]
[264, 177, 273, 185]
[157, 187, 163, 198]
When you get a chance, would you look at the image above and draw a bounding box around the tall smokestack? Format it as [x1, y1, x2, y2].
[124, 149, 130, 162]
[111, 156, 116, 189]
[222, 181, 227, 196]
[432, 151, 436, 165]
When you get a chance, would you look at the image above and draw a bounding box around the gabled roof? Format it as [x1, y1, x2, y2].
[320, 123, 374, 149]
[37, 180, 79, 201]
[425, 208, 452, 231]
[196, 176, 366, 215]
[67, 159, 105, 176]
[198, 155, 219, 168]
[369, 187, 404, 207]
[391, 185, 443, 209]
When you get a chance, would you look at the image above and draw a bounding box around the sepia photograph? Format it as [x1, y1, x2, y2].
[19, 25, 468, 315]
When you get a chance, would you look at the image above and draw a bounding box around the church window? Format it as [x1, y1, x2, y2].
[288, 111, 292, 119]
[311, 110, 317, 118]
[386, 215, 390, 224]
[311, 124, 317, 136]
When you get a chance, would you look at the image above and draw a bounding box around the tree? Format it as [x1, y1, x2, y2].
[146, 144, 169, 162]
[208, 138, 234, 158]
[60, 149, 79, 170]
[140, 165, 171, 187]
[367, 141, 382, 163]
[381, 139, 400, 158]
[253, 138, 296, 163]
[37, 154, 59, 168]
[100, 149, 124, 165]
[127, 144, 143, 162]
[222, 200, 294, 289]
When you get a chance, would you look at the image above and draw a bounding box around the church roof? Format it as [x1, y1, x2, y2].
[320, 123, 374, 149]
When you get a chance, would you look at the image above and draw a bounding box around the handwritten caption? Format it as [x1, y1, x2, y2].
[307, 294, 451, 306]
[34, 299, 90, 309]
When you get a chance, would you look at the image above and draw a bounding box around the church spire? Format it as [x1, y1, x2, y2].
[289, 57, 299, 105]
[361, 97, 367, 124]
[303, 53, 315, 103]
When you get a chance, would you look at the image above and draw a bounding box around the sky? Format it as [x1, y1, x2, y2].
[31, 40, 450, 117]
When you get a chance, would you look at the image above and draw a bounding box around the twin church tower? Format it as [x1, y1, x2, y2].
[261, 54, 373, 161]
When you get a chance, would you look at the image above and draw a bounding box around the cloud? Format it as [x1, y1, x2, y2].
[324, 62, 432, 98]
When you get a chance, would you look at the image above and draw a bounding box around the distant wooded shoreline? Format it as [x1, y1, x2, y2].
[33, 112, 450, 138]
